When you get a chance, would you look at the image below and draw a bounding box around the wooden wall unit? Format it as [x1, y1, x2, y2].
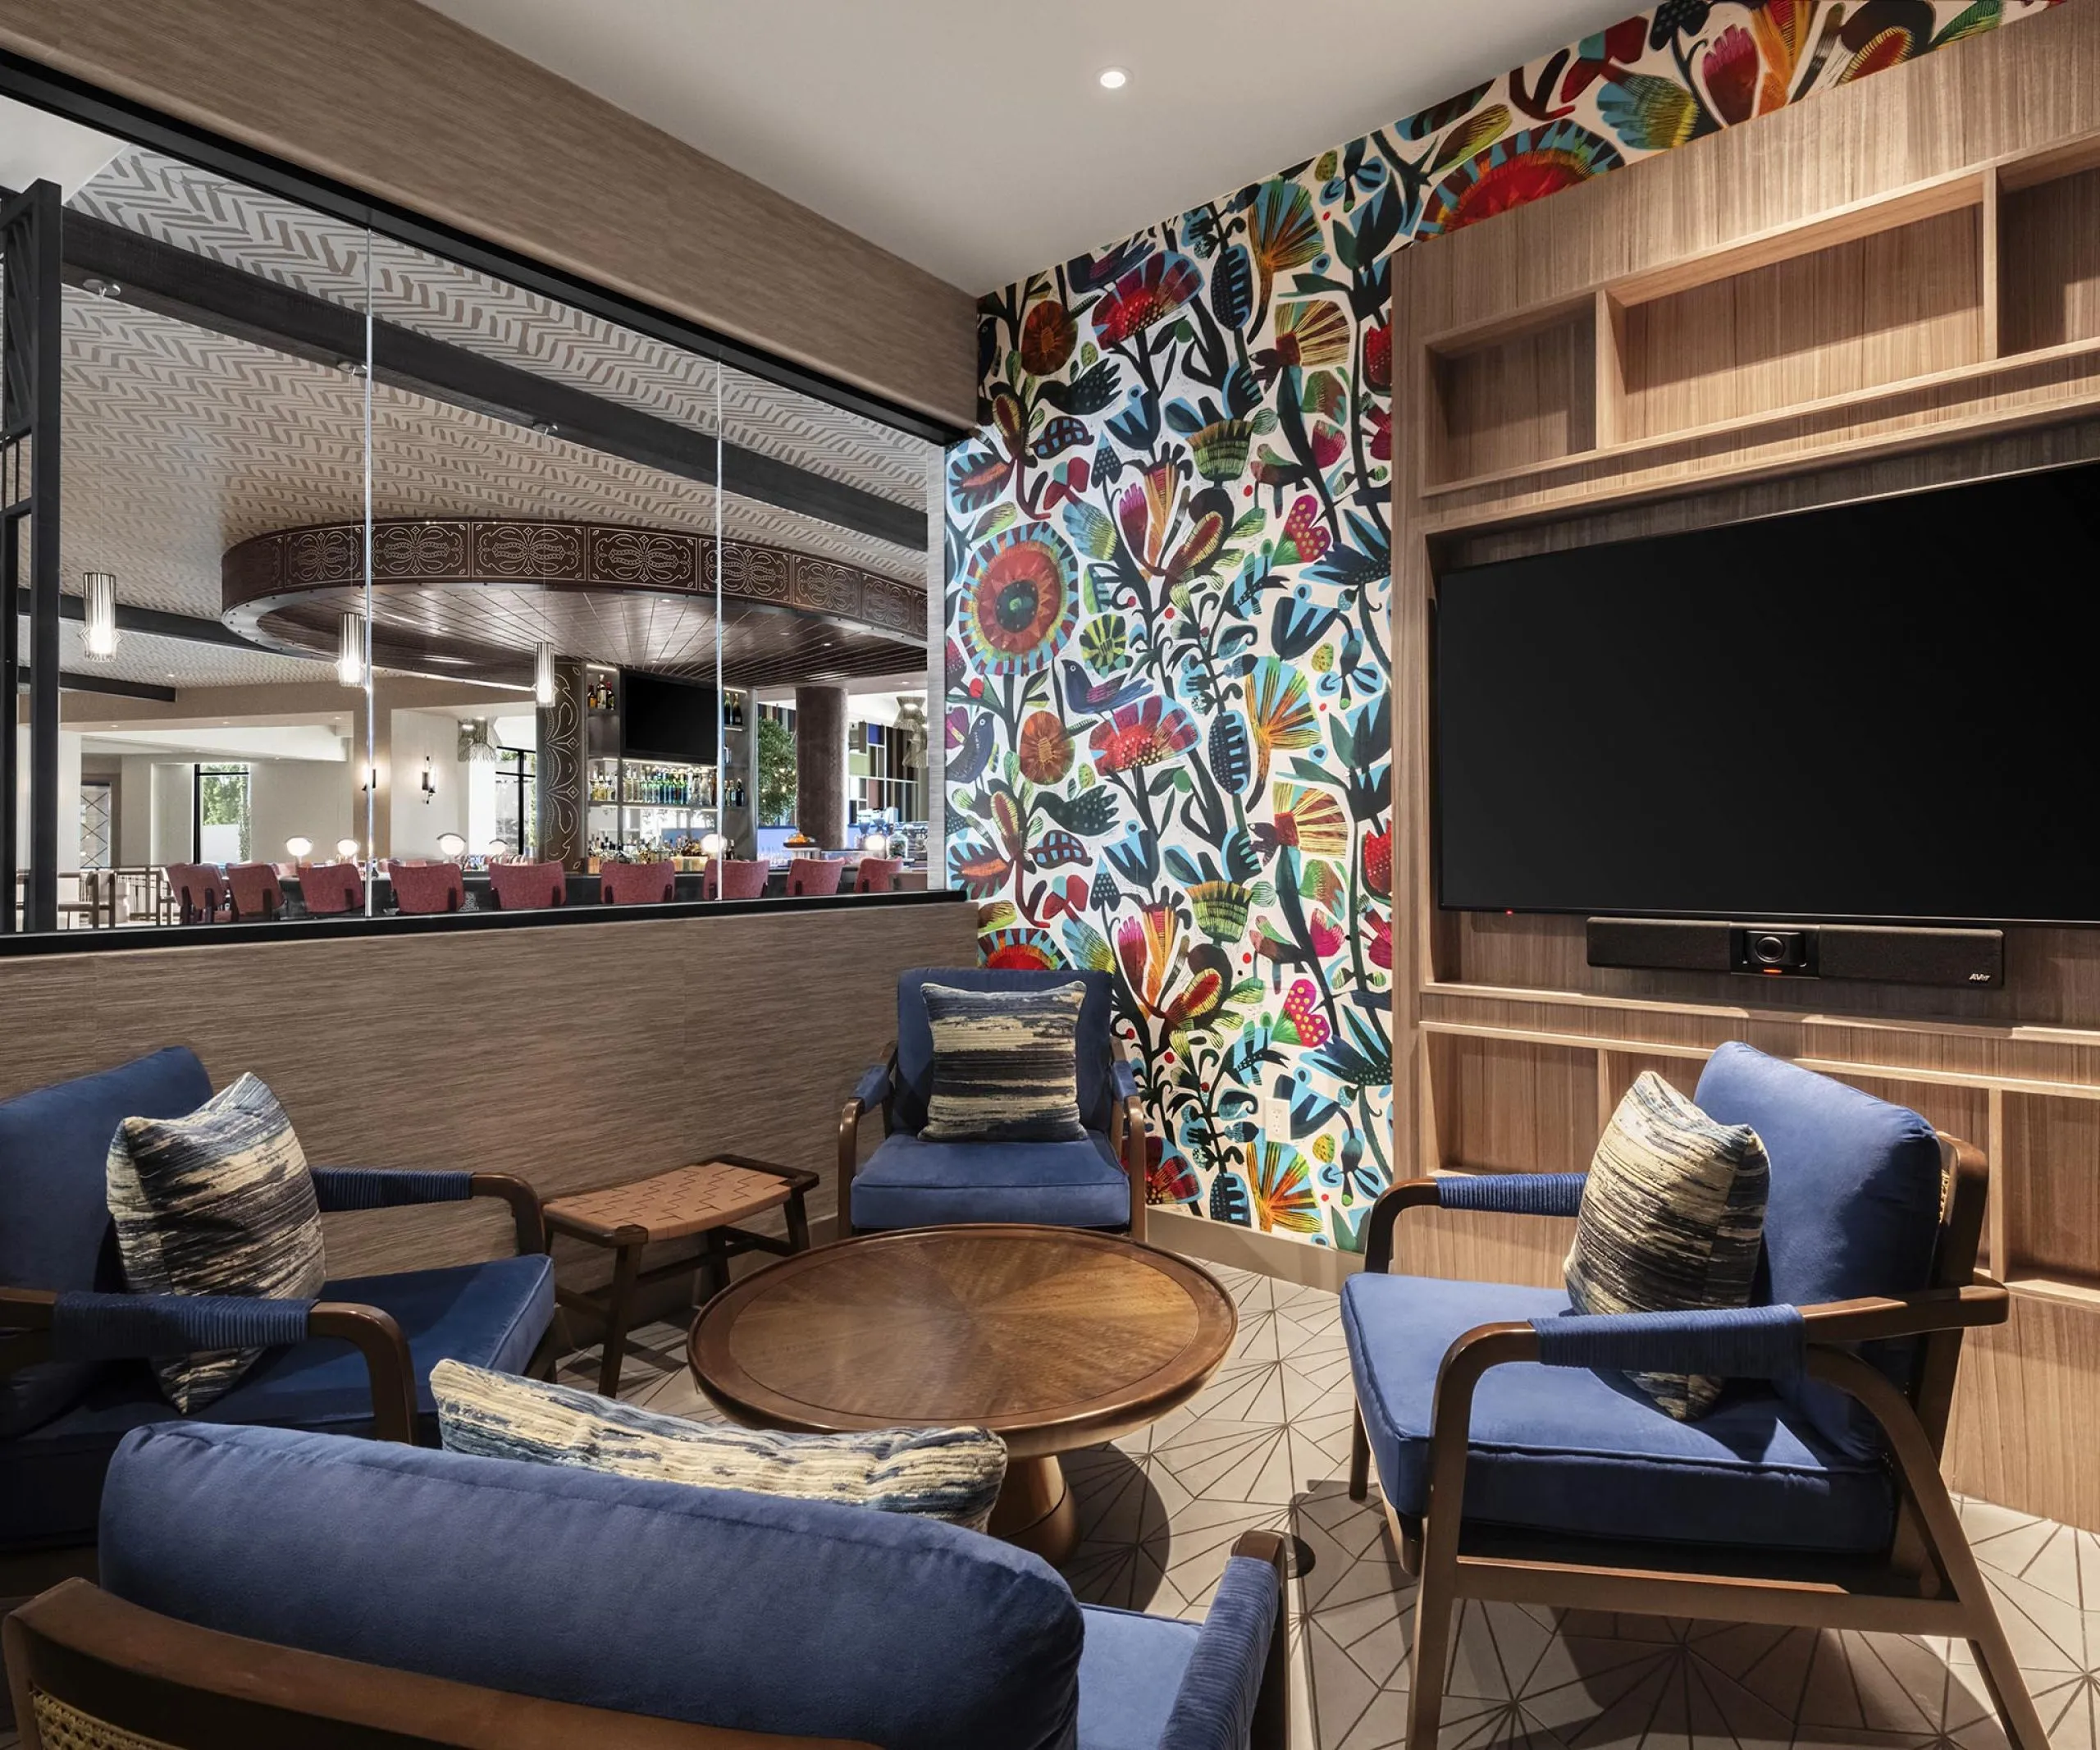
[0, 902, 977, 1288]
[0, 0, 976, 429]
[1391, 1, 2100, 1529]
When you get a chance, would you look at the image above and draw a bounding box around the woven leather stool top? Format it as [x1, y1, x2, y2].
[545, 1159, 796, 1245]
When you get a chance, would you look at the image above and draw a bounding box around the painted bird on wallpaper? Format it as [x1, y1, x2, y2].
[1061, 658, 1151, 716]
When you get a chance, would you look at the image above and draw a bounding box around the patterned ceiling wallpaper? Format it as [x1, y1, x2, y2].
[943, 0, 2064, 1251]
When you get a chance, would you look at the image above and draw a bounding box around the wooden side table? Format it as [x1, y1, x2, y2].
[544, 1156, 816, 1396]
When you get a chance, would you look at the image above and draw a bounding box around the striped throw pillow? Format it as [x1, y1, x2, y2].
[105, 1072, 326, 1412]
[432, 1360, 1008, 1530]
[918, 981, 1088, 1144]
[1564, 1071, 1770, 1420]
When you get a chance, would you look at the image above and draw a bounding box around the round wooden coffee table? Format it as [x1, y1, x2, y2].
[687, 1224, 1237, 1565]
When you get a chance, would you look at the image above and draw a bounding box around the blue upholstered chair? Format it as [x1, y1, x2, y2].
[0, 1047, 557, 1569]
[839, 967, 1148, 1241]
[4, 1420, 1289, 1749]
[1340, 1042, 2045, 1750]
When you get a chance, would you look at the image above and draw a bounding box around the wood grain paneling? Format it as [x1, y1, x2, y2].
[1391, 1, 2100, 1528]
[0, 902, 978, 1282]
[1429, 317, 1595, 484]
[2000, 165, 2100, 354]
[1620, 206, 1985, 441]
[0, 0, 975, 428]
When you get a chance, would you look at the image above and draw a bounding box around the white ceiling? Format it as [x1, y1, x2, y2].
[418, 0, 1623, 290]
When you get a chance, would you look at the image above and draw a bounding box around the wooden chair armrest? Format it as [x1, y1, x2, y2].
[1112, 1034, 1148, 1242]
[1227, 1528, 1290, 1750]
[470, 1172, 546, 1255]
[1362, 1178, 1444, 1273]
[0, 1286, 417, 1444]
[836, 1043, 897, 1236]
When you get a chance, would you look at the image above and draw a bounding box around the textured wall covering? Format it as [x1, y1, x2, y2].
[944, 0, 2064, 1251]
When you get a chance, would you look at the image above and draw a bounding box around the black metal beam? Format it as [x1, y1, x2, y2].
[2, 180, 63, 932]
[14, 587, 259, 649]
[11, 666, 176, 702]
[52, 203, 929, 552]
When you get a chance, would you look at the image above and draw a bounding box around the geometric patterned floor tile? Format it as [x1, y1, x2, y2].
[569, 1263, 2100, 1750]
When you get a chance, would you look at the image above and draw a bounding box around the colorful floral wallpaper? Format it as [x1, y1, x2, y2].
[943, 0, 2065, 1250]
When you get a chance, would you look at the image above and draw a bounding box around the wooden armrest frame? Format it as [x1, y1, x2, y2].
[1111, 1034, 1148, 1243]
[470, 1171, 547, 1255]
[4, 1579, 876, 1748]
[836, 1043, 897, 1236]
[0, 1287, 418, 1445]
[1362, 1177, 1447, 1274]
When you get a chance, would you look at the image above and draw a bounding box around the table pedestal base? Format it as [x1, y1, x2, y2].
[988, 1454, 1077, 1567]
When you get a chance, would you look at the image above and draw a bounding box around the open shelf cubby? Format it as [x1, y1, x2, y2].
[1419, 130, 2100, 499]
[1421, 1019, 2100, 1305]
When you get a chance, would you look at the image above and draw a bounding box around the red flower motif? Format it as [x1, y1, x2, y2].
[1364, 828, 1392, 898]
[1363, 321, 1392, 393]
[1367, 912, 1393, 971]
[1020, 299, 1077, 377]
[1018, 711, 1074, 784]
[1093, 253, 1202, 345]
[1089, 697, 1200, 773]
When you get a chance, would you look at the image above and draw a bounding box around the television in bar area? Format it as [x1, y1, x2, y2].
[619, 671, 718, 765]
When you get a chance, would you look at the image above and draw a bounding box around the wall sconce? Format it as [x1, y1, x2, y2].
[419, 758, 436, 804]
[81, 572, 119, 661]
[337, 610, 366, 688]
[284, 836, 313, 865]
[534, 642, 556, 708]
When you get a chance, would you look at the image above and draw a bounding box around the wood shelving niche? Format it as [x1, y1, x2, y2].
[1421, 1016, 2100, 1315]
[1419, 132, 2100, 527]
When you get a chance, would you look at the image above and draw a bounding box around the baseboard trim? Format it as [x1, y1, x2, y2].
[1148, 1207, 1358, 1294]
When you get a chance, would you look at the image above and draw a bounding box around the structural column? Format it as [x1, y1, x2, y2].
[536, 657, 587, 870]
[794, 684, 847, 851]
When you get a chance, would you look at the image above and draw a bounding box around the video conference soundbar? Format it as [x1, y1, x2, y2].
[1585, 918, 2004, 989]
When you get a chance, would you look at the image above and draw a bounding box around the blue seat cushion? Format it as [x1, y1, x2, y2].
[896, 967, 1116, 1134]
[851, 1130, 1130, 1231]
[1, 1255, 552, 1552]
[0, 1047, 212, 1437]
[100, 1421, 1084, 1750]
[1077, 1605, 1199, 1750]
[1695, 1042, 1945, 1458]
[1342, 1272, 1896, 1556]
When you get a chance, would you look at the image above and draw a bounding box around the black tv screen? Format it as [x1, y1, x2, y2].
[1434, 459, 2100, 925]
[621, 672, 717, 765]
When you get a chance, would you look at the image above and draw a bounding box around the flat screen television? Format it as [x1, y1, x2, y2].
[1434, 459, 2100, 926]
[620, 671, 718, 765]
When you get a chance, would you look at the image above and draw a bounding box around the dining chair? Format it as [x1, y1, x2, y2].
[163, 864, 226, 925]
[487, 860, 567, 911]
[600, 860, 675, 905]
[386, 860, 463, 915]
[300, 861, 364, 916]
[854, 857, 904, 894]
[787, 857, 842, 898]
[224, 862, 285, 922]
[705, 858, 769, 900]
[1340, 1042, 2046, 1750]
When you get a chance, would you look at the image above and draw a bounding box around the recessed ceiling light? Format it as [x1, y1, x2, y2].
[1098, 66, 1128, 90]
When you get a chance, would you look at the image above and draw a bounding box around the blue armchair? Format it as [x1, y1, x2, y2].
[5, 1419, 1289, 1749]
[839, 967, 1148, 1241]
[0, 1047, 557, 1567]
[1340, 1042, 2046, 1750]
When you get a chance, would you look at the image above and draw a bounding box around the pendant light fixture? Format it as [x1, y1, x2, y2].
[534, 641, 556, 707]
[336, 610, 365, 688]
[81, 572, 119, 661]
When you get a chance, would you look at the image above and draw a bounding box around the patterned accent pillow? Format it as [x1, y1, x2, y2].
[918, 980, 1088, 1144]
[1564, 1071, 1770, 1420]
[431, 1360, 1008, 1531]
[106, 1072, 326, 1412]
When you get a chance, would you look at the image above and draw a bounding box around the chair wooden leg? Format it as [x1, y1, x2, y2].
[1349, 1403, 1370, 1501]
[1405, 1530, 1457, 1750]
[595, 1242, 640, 1399]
